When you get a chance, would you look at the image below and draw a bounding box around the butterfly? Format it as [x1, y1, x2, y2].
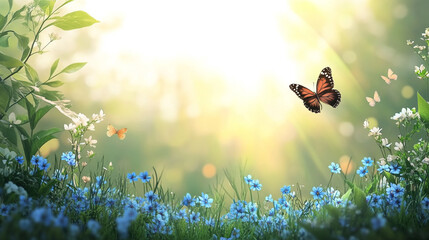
[107, 124, 127, 140]
[381, 68, 397, 84]
[366, 91, 380, 107]
[289, 67, 341, 113]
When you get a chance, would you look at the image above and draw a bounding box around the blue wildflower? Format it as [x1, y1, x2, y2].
[389, 164, 401, 174]
[377, 164, 390, 173]
[356, 166, 368, 177]
[61, 151, 77, 166]
[188, 211, 200, 224]
[328, 162, 341, 174]
[54, 212, 69, 228]
[145, 191, 158, 202]
[265, 194, 273, 202]
[18, 218, 32, 232]
[205, 217, 215, 227]
[281, 185, 291, 195]
[87, 220, 101, 236]
[278, 197, 289, 210]
[30, 155, 44, 166]
[387, 183, 404, 197]
[366, 194, 382, 208]
[198, 192, 213, 208]
[250, 179, 262, 191]
[231, 228, 240, 239]
[421, 197, 429, 210]
[127, 172, 138, 183]
[69, 224, 81, 238]
[182, 193, 196, 207]
[15, 156, 24, 164]
[38, 158, 50, 171]
[176, 209, 187, 219]
[361, 157, 373, 167]
[0, 204, 9, 216]
[371, 213, 386, 230]
[244, 175, 253, 185]
[310, 187, 325, 200]
[31, 207, 53, 226]
[138, 171, 151, 183]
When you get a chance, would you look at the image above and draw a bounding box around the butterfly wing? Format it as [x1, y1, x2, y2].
[116, 128, 128, 140]
[289, 84, 321, 113]
[316, 67, 341, 108]
[107, 124, 117, 137]
[366, 97, 375, 107]
[374, 91, 380, 102]
[381, 75, 391, 84]
[388, 68, 397, 80]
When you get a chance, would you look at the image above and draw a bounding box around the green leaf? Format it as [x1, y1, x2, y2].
[24, 64, 39, 83]
[21, 47, 30, 61]
[8, 0, 12, 11]
[11, 6, 26, 21]
[49, 58, 59, 77]
[38, 0, 50, 10]
[365, 176, 378, 194]
[417, 92, 429, 128]
[45, 80, 63, 87]
[12, 32, 29, 50]
[52, 11, 98, 31]
[0, 52, 24, 68]
[59, 62, 86, 74]
[0, 15, 6, 30]
[0, 121, 17, 146]
[341, 188, 352, 201]
[31, 127, 61, 155]
[25, 98, 36, 130]
[353, 184, 367, 210]
[34, 104, 55, 128]
[0, 84, 10, 114]
[0, 33, 9, 47]
[38, 179, 58, 196]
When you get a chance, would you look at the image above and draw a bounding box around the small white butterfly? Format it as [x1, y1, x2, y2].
[366, 91, 380, 107]
[381, 68, 397, 84]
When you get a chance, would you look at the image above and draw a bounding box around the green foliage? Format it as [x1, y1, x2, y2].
[0, 0, 97, 162]
[52, 10, 99, 30]
[417, 92, 429, 128]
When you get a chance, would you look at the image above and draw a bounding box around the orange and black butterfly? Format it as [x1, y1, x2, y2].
[289, 67, 341, 113]
[107, 124, 127, 140]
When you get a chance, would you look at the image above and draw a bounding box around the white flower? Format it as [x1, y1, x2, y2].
[88, 124, 95, 131]
[72, 113, 89, 127]
[381, 138, 391, 147]
[363, 119, 369, 129]
[423, 157, 429, 165]
[378, 159, 386, 166]
[368, 127, 382, 137]
[87, 150, 94, 158]
[8, 112, 21, 125]
[84, 136, 97, 148]
[415, 65, 423, 72]
[4, 181, 18, 194]
[92, 109, 105, 123]
[64, 123, 76, 131]
[406, 40, 414, 45]
[394, 142, 403, 151]
[386, 155, 397, 162]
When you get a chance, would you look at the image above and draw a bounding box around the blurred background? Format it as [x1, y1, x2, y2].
[27, 0, 428, 198]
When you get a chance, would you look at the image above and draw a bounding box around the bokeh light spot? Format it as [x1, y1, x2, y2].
[40, 139, 59, 157]
[339, 155, 354, 174]
[366, 117, 378, 129]
[202, 163, 217, 178]
[339, 121, 354, 137]
[401, 85, 414, 99]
